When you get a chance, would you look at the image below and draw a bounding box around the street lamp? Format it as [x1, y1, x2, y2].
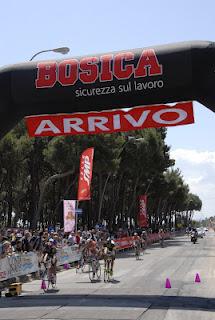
[29, 46, 70, 61]
[29, 46, 70, 228]
[115, 136, 145, 159]
[127, 136, 145, 143]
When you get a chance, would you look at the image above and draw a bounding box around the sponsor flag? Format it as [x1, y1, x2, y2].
[25, 102, 194, 137]
[77, 148, 94, 200]
[138, 195, 148, 228]
[63, 200, 76, 232]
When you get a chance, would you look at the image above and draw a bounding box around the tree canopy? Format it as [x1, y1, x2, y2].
[0, 121, 202, 231]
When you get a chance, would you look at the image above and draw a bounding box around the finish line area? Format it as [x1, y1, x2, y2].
[1, 234, 215, 320]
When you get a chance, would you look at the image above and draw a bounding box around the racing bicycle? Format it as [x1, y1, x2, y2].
[88, 257, 101, 281]
[104, 255, 113, 282]
[134, 246, 141, 260]
[40, 262, 57, 292]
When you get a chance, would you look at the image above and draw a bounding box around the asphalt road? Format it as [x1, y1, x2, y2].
[1, 232, 215, 320]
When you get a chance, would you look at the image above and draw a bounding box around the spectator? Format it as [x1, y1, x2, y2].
[0, 234, 4, 257]
[32, 231, 44, 252]
[22, 231, 31, 252]
[2, 241, 13, 256]
[67, 232, 76, 246]
[14, 239, 23, 253]
[75, 231, 81, 245]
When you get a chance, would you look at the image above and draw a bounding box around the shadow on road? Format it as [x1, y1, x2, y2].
[1, 294, 215, 312]
[147, 239, 191, 250]
[117, 239, 190, 257]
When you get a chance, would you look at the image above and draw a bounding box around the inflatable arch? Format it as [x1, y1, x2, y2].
[0, 40, 214, 138]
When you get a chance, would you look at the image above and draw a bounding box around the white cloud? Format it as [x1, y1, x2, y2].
[170, 148, 215, 219]
[171, 149, 215, 165]
[186, 176, 204, 185]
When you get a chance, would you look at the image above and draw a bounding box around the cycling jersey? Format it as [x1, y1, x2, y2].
[134, 240, 141, 248]
[103, 241, 116, 260]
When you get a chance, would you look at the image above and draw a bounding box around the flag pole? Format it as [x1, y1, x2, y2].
[75, 200, 79, 233]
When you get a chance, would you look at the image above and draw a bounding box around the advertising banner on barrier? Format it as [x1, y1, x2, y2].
[0, 252, 39, 282]
[78, 147, 94, 200]
[63, 200, 76, 232]
[56, 245, 81, 266]
[138, 195, 148, 228]
[115, 233, 171, 250]
[114, 237, 136, 250]
[25, 102, 194, 137]
[0, 246, 82, 282]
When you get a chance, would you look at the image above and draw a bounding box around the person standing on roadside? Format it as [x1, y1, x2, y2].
[22, 231, 31, 252]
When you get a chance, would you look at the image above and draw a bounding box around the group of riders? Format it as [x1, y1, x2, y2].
[40, 232, 147, 284]
[35, 227, 201, 288]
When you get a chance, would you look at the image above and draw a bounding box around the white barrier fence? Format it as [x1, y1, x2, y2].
[0, 252, 38, 282]
[0, 245, 82, 282]
[56, 245, 81, 266]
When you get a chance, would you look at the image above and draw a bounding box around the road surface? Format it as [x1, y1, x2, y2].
[1, 232, 215, 319]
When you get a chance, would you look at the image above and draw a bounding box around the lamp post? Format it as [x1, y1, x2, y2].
[30, 46, 69, 229]
[29, 46, 70, 61]
[97, 136, 145, 223]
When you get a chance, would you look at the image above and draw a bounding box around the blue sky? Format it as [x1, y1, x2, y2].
[1, 0, 215, 219]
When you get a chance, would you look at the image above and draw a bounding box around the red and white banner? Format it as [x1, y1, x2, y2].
[115, 233, 171, 251]
[138, 195, 148, 228]
[25, 102, 194, 137]
[77, 148, 94, 200]
[63, 200, 76, 232]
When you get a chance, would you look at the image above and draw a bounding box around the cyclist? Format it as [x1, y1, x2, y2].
[158, 229, 165, 247]
[103, 238, 116, 276]
[86, 239, 100, 278]
[77, 239, 88, 271]
[140, 231, 147, 250]
[41, 239, 57, 285]
[133, 233, 141, 258]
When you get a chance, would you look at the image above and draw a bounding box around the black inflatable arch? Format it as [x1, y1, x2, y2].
[0, 40, 215, 138]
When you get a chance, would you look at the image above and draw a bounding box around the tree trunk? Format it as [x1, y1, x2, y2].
[7, 187, 13, 227]
[127, 177, 139, 226]
[32, 170, 74, 229]
[98, 173, 111, 223]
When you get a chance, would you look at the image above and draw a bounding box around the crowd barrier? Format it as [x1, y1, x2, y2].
[115, 232, 171, 250]
[0, 232, 171, 282]
[146, 232, 171, 243]
[0, 245, 82, 282]
[56, 245, 81, 266]
[0, 252, 38, 282]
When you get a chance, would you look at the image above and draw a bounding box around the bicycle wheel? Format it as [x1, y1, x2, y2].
[104, 268, 109, 282]
[96, 263, 101, 280]
[136, 249, 140, 260]
[88, 263, 95, 282]
[40, 268, 48, 292]
[104, 269, 107, 282]
[51, 274, 57, 288]
[104, 260, 111, 282]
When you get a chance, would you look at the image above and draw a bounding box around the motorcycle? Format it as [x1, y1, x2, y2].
[191, 234, 197, 244]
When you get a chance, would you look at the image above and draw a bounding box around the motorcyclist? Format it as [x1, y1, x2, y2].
[191, 228, 198, 243]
